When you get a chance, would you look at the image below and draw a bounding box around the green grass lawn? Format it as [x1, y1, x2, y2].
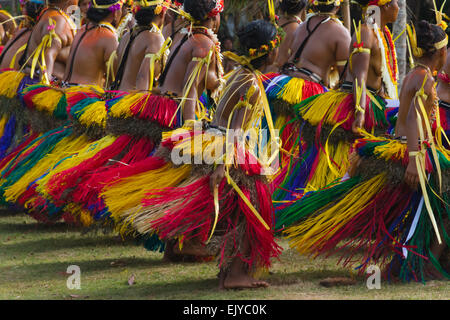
[0, 211, 448, 300]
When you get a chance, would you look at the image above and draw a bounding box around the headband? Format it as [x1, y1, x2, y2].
[407, 24, 448, 58]
[245, 0, 284, 62]
[135, 0, 170, 14]
[179, 0, 223, 23]
[91, 0, 124, 12]
[309, 0, 340, 5]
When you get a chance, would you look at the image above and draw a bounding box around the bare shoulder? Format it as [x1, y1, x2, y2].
[190, 33, 215, 59]
[409, 68, 434, 96]
[356, 24, 376, 48]
[332, 21, 351, 40]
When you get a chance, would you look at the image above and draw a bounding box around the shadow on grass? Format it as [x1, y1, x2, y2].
[0, 256, 167, 283]
[0, 221, 83, 234]
[79, 276, 220, 299]
[0, 208, 23, 217]
[0, 234, 140, 256]
[268, 269, 364, 286]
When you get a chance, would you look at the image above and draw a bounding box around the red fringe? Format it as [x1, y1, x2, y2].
[71, 136, 155, 210]
[47, 135, 131, 206]
[128, 94, 180, 128]
[143, 171, 281, 270]
[0, 132, 39, 172]
[313, 183, 416, 272]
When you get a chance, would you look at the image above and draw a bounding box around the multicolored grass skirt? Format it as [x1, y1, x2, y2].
[104, 125, 281, 272]
[41, 92, 182, 228]
[278, 132, 450, 282]
[273, 86, 390, 216]
[264, 73, 327, 195]
[0, 84, 109, 224]
[0, 70, 39, 161]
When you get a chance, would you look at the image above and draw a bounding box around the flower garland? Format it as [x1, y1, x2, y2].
[117, 12, 133, 39]
[375, 25, 398, 99]
[248, 33, 283, 58]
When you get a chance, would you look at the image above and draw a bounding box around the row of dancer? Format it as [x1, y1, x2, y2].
[0, 0, 448, 289]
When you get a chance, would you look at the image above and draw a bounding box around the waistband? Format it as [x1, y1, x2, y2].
[439, 100, 450, 109]
[281, 64, 324, 85]
[341, 81, 379, 95]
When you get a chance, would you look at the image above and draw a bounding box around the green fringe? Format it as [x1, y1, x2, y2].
[0, 126, 74, 202]
[275, 176, 362, 231]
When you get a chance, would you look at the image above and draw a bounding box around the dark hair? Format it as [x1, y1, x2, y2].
[280, 0, 307, 15]
[237, 20, 277, 69]
[353, 0, 371, 6]
[310, 3, 338, 13]
[25, 0, 45, 22]
[135, 7, 157, 27]
[416, 20, 447, 54]
[86, 7, 111, 23]
[183, 0, 216, 22]
[86, 0, 120, 23]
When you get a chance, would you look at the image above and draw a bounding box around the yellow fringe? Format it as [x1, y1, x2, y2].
[300, 91, 349, 126]
[32, 87, 65, 114]
[123, 174, 200, 236]
[102, 163, 191, 235]
[37, 135, 117, 198]
[277, 77, 305, 105]
[0, 71, 26, 98]
[284, 174, 387, 255]
[304, 140, 351, 193]
[109, 93, 145, 119]
[77, 101, 108, 128]
[0, 115, 8, 137]
[4, 135, 92, 203]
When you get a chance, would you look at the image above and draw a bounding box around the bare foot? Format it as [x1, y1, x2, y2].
[218, 270, 226, 290]
[319, 277, 357, 287]
[423, 262, 445, 281]
[162, 240, 183, 263]
[173, 241, 209, 257]
[381, 258, 402, 283]
[223, 273, 269, 290]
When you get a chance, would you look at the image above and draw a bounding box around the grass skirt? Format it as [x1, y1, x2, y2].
[264, 73, 327, 202]
[0, 70, 38, 161]
[273, 90, 389, 215]
[105, 125, 281, 272]
[279, 133, 450, 282]
[42, 92, 181, 227]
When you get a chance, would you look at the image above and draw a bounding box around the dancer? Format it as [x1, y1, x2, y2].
[117, 0, 135, 39]
[108, 19, 282, 289]
[19, 0, 78, 81]
[0, 0, 122, 222]
[42, 0, 223, 230]
[111, 0, 169, 91]
[0, 0, 45, 70]
[280, 19, 448, 283]
[275, 0, 399, 223]
[0, 0, 45, 160]
[162, 0, 187, 47]
[436, 39, 449, 148]
[265, 0, 351, 205]
[266, 0, 307, 73]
